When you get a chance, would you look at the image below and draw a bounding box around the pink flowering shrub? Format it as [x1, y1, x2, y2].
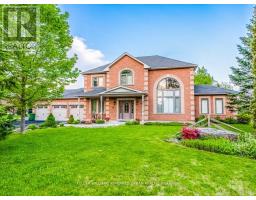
[181, 127, 200, 139]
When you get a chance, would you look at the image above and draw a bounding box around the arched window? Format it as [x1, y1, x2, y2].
[120, 70, 133, 85]
[156, 77, 181, 113]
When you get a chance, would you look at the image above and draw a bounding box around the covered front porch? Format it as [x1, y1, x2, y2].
[86, 86, 148, 123]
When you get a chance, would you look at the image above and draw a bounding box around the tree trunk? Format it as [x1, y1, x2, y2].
[20, 108, 26, 133]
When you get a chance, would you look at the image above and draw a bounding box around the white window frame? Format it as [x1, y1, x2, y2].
[156, 77, 181, 114]
[91, 76, 104, 88]
[215, 98, 224, 115]
[119, 69, 134, 86]
[201, 98, 209, 114]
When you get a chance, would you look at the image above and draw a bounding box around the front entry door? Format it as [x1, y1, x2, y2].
[119, 100, 134, 120]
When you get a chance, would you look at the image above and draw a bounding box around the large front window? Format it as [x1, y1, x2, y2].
[120, 70, 133, 85]
[156, 77, 181, 114]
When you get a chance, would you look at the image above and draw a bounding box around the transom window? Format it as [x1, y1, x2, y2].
[156, 77, 181, 114]
[120, 70, 133, 85]
[92, 76, 104, 87]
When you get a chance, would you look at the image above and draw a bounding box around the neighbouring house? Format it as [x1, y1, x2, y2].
[34, 52, 237, 123]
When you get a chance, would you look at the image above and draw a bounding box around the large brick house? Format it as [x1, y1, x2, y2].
[35, 53, 237, 122]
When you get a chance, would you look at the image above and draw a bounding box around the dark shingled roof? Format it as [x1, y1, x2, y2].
[62, 87, 106, 98]
[137, 55, 196, 69]
[194, 85, 238, 95]
[62, 85, 237, 99]
[62, 88, 85, 98]
[83, 87, 106, 97]
[83, 55, 196, 74]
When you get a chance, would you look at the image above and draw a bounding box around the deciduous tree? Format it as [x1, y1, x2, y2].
[194, 66, 214, 85]
[0, 5, 79, 132]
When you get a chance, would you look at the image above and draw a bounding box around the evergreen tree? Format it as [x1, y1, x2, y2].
[251, 7, 256, 129]
[229, 8, 255, 114]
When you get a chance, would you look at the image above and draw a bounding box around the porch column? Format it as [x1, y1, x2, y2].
[100, 95, 103, 120]
[78, 97, 81, 121]
[142, 95, 145, 123]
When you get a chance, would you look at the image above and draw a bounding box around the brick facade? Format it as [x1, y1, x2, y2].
[38, 53, 234, 123]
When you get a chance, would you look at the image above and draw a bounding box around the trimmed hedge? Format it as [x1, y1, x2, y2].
[95, 119, 105, 124]
[125, 120, 140, 125]
[181, 133, 256, 159]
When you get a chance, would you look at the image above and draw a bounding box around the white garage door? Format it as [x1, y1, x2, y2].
[52, 105, 68, 121]
[69, 105, 84, 121]
[35, 105, 49, 121]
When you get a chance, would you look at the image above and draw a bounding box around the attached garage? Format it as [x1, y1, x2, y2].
[35, 105, 49, 121]
[52, 105, 68, 121]
[69, 105, 84, 121]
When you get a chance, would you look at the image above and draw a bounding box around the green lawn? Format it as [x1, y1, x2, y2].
[1, 125, 256, 195]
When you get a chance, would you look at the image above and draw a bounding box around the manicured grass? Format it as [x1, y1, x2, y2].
[1, 125, 256, 195]
[232, 124, 255, 133]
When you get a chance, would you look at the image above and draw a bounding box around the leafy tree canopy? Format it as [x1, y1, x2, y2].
[0, 5, 79, 132]
[194, 66, 214, 85]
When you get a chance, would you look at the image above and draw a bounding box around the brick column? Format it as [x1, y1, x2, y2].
[143, 69, 149, 121]
[105, 97, 110, 118]
[84, 75, 87, 92]
[106, 72, 110, 89]
[190, 69, 195, 121]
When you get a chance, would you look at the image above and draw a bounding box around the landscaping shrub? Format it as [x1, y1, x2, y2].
[125, 120, 140, 125]
[59, 123, 64, 127]
[73, 120, 80, 124]
[237, 113, 251, 124]
[41, 113, 57, 128]
[67, 115, 75, 124]
[181, 127, 200, 139]
[0, 106, 15, 140]
[27, 124, 38, 130]
[221, 117, 238, 124]
[95, 119, 105, 124]
[144, 122, 183, 126]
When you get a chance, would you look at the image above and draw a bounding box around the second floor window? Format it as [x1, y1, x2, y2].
[92, 76, 104, 87]
[120, 70, 133, 85]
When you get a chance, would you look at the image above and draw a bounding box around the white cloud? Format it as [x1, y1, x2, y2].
[66, 36, 108, 89]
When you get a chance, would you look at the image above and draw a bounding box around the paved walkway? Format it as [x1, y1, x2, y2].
[65, 121, 125, 128]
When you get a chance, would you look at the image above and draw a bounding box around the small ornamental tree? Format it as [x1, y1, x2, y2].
[43, 113, 57, 128]
[67, 115, 74, 124]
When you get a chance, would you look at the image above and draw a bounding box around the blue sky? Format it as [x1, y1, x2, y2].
[61, 4, 254, 88]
